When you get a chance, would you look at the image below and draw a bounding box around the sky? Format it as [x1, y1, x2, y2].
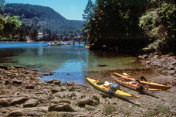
[5, 0, 94, 20]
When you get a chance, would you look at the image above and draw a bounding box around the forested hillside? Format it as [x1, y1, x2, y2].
[0, 3, 83, 33]
[83, 0, 175, 55]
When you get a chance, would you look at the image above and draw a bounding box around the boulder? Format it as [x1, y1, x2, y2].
[8, 107, 48, 117]
[140, 54, 148, 59]
[168, 70, 176, 75]
[66, 82, 75, 86]
[171, 61, 176, 65]
[46, 79, 61, 85]
[43, 72, 53, 76]
[146, 61, 151, 65]
[51, 99, 71, 104]
[61, 86, 67, 91]
[51, 89, 60, 93]
[43, 73, 50, 76]
[0, 98, 9, 107]
[0, 65, 9, 70]
[48, 104, 75, 112]
[77, 95, 100, 107]
[4, 80, 10, 85]
[12, 80, 22, 85]
[25, 85, 35, 89]
[10, 97, 28, 106]
[168, 65, 174, 70]
[77, 99, 95, 107]
[23, 99, 39, 108]
[68, 86, 75, 91]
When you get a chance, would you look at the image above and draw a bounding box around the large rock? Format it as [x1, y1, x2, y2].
[43, 72, 53, 76]
[10, 97, 28, 106]
[0, 65, 9, 70]
[25, 85, 35, 89]
[77, 96, 99, 107]
[77, 99, 95, 107]
[51, 99, 71, 104]
[0, 98, 9, 107]
[168, 70, 176, 75]
[51, 88, 61, 93]
[4, 80, 10, 85]
[8, 107, 48, 117]
[66, 82, 75, 86]
[12, 80, 22, 85]
[77, 95, 100, 107]
[23, 99, 39, 108]
[46, 79, 61, 85]
[138, 54, 148, 59]
[48, 104, 75, 112]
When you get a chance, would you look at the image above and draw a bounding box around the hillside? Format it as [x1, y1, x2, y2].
[0, 3, 83, 33]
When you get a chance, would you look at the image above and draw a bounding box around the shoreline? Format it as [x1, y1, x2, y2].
[138, 53, 176, 79]
[0, 60, 176, 116]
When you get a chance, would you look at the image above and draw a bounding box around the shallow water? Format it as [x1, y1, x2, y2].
[0, 42, 144, 84]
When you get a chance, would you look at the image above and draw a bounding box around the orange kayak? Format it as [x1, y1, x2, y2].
[111, 74, 160, 94]
[113, 72, 172, 90]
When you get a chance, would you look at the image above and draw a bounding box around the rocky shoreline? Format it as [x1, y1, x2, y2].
[139, 53, 176, 79]
[0, 64, 176, 117]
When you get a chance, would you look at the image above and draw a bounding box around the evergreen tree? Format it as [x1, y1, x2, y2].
[82, 0, 149, 54]
[0, 0, 5, 7]
[82, 0, 94, 22]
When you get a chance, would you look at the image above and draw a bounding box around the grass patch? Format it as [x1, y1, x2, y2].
[104, 104, 116, 115]
[144, 106, 171, 117]
[0, 89, 6, 95]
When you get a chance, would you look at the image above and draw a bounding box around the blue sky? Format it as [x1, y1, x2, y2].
[5, 0, 94, 20]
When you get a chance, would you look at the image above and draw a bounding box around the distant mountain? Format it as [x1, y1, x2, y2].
[0, 3, 83, 33]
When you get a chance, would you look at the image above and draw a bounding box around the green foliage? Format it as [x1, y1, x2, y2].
[0, 0, 5, 7]
[1, 3, 83, 34]
[139, 1, 176, 54]
[0, 16, 21, 39]
[83, 0, 94, 22]
[0, 14, 22, 40]
[83, 0, 175, 54]
[82, 0, 149, 54]
[144, 106, 171, 117]
[5, 16, 21, 30]
[104, 105, 116, 114]
[0, 89, 6, 95]
[139, 10, 158, 34]
[0, 14, 4, 30]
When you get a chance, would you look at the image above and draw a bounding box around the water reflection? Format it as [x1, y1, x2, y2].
[0, 42, 143, 84]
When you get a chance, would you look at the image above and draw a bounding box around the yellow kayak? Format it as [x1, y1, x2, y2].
[86, 77, 139, 99]
[113, 72, 172, 90]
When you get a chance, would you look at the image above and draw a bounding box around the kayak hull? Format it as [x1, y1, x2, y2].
[86, 77, 138, 100]
[113, 72, 171, 90]
[111, 75, 160, 95]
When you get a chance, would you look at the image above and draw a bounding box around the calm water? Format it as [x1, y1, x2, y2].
[0, 42, 143, 84]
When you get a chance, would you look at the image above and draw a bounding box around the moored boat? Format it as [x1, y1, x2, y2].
[86, 77, 139, 100]
[48, 41, 60, 46]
